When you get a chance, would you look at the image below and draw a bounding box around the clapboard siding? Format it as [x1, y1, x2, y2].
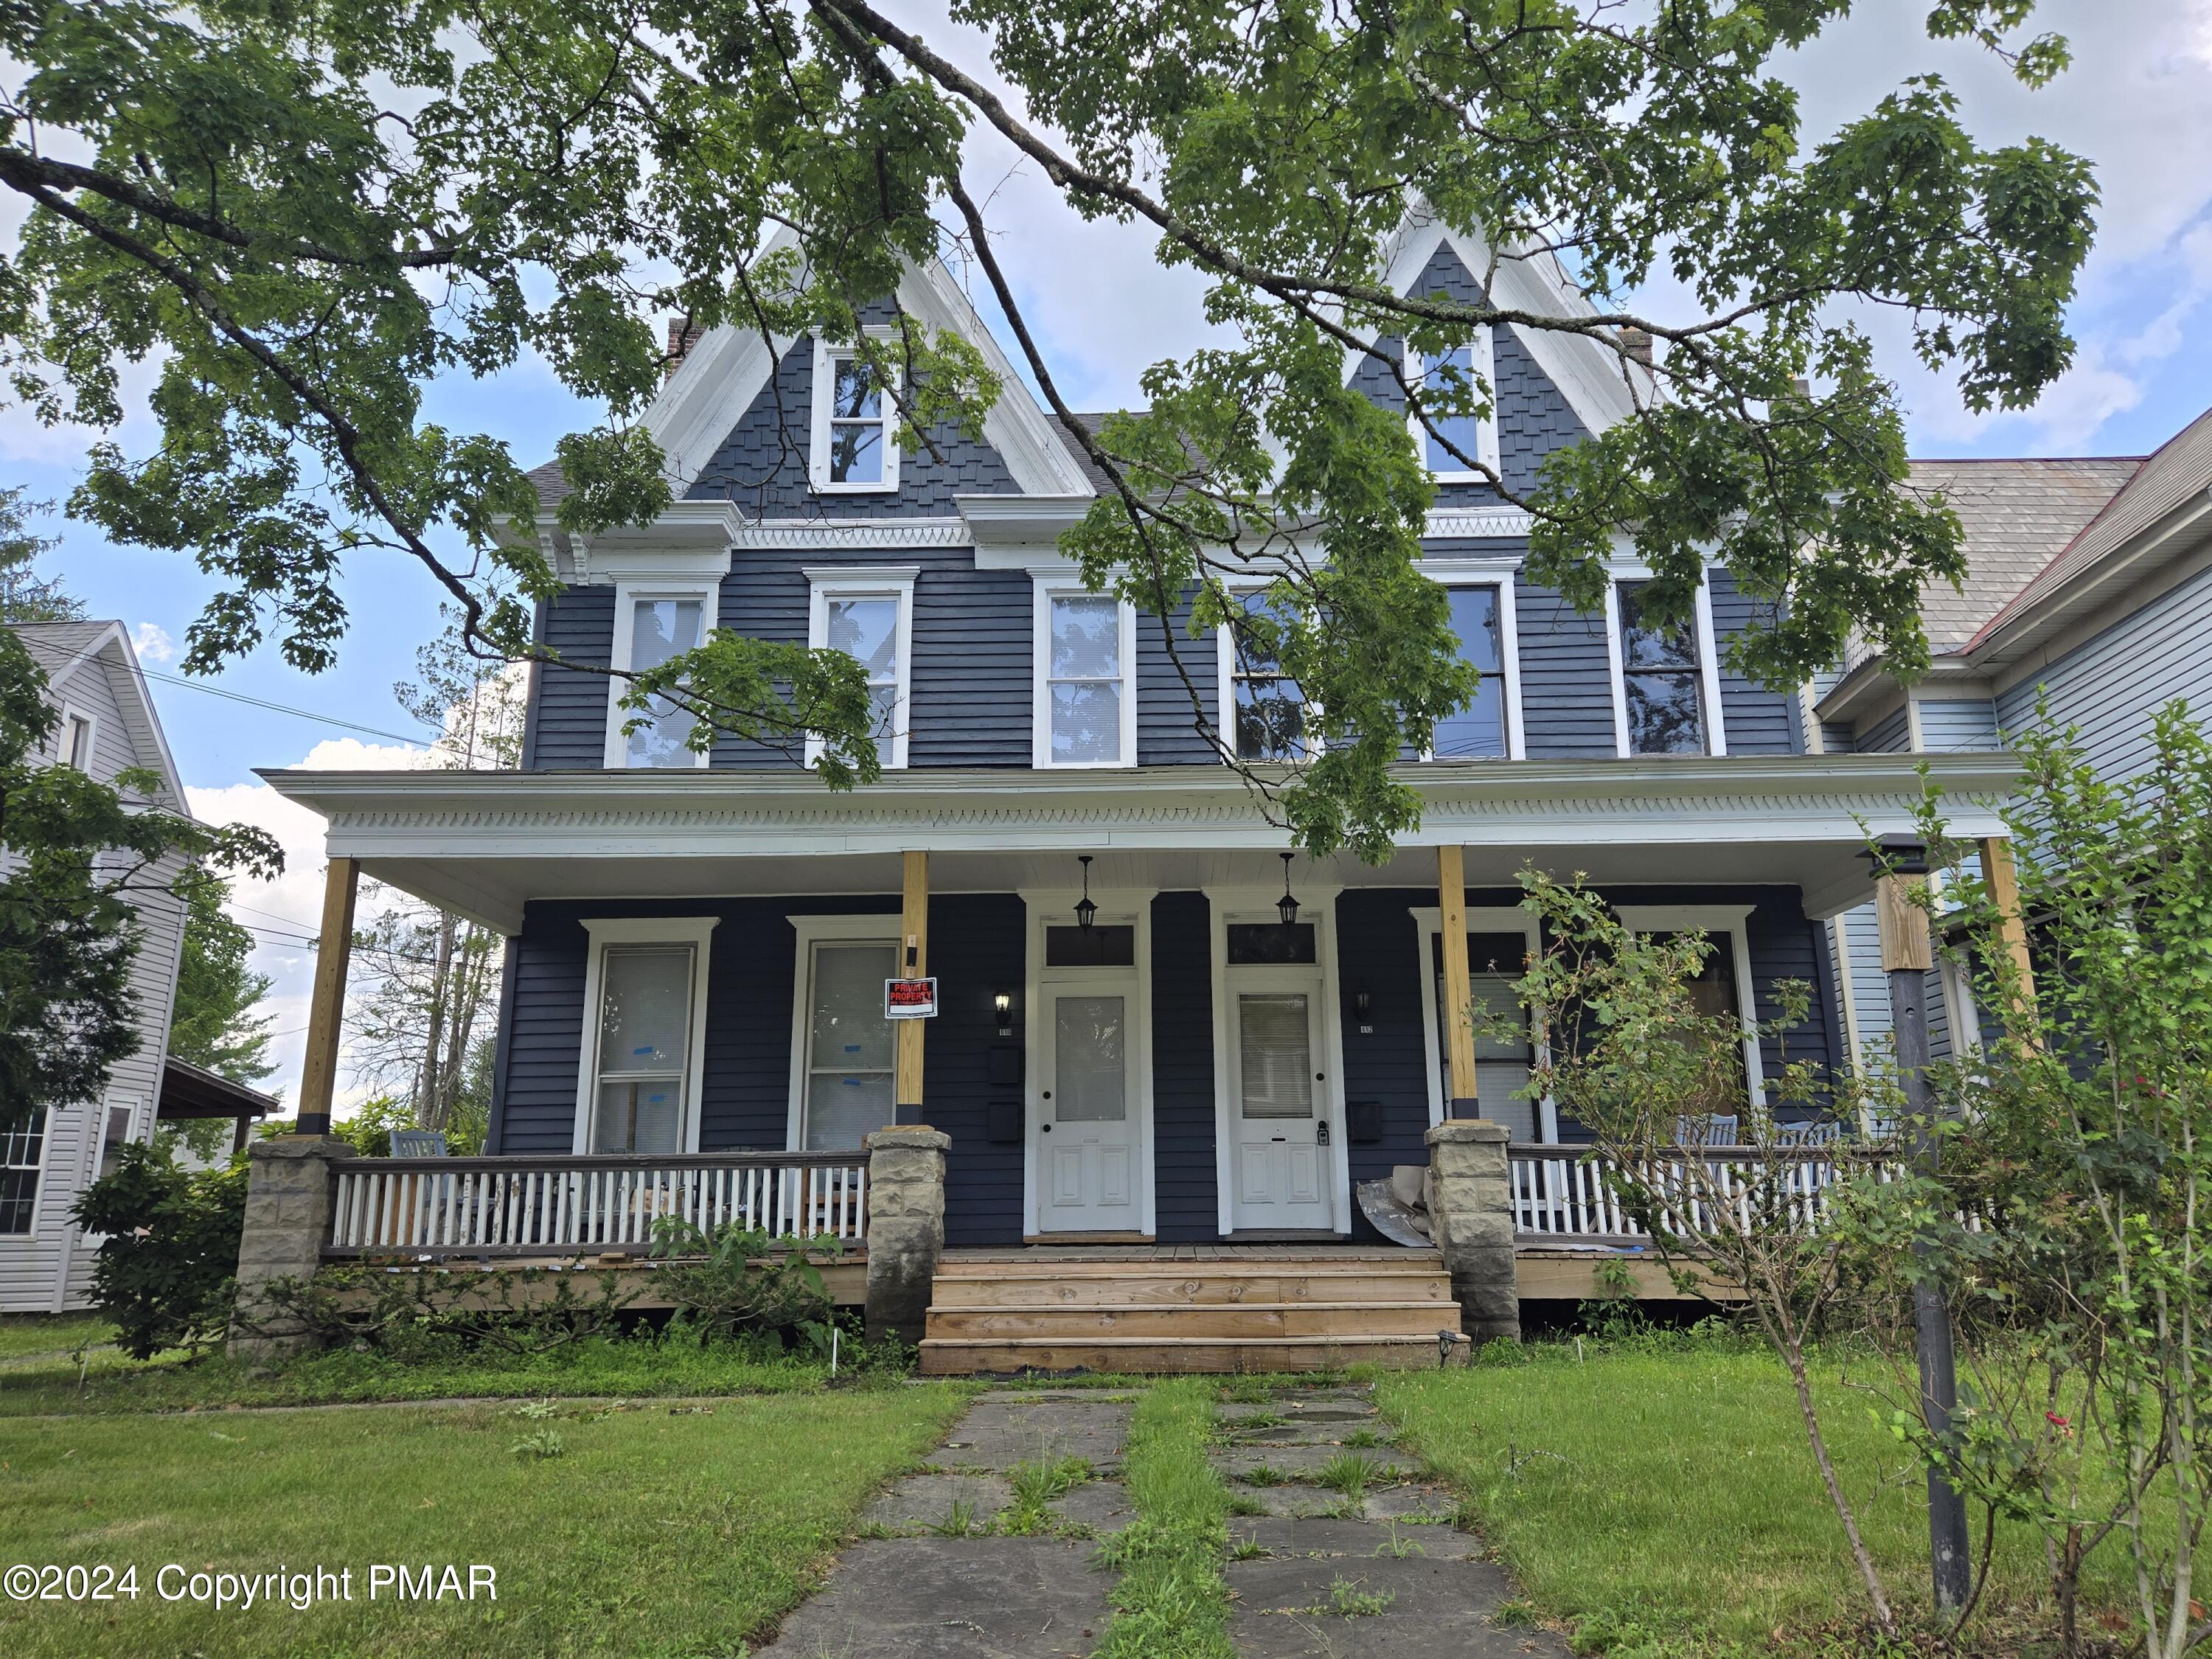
[1917, 698, 2000, 752]
[526, 584, 614, 769]
[1138, 602, 1222, 768]
[928, 895, 1029, 1246]
[1514, 575, 1621, 757]
[1709, 570, 1800, 754]
[1335, 889, 1444, 1243]
[1858, 705, 1911, 755]
[1838, 905, 1893, 1068]
[1997, 559, 2212, 785]
[1151, 891, 1220, 1242]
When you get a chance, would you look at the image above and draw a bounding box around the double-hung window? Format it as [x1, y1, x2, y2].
[1221, 593, 1307, 762]
[809, 335, 901, 494]
[1610, 578, 1725, 757]
[1034, 584, 1137, 767]
[606, 588, 717, 768]
[58, 708, 94, 770]
[794, 936, 898, 1150]
[575, 919, 716, 1156]
[0, 1110, 45, 1235]
[1411, 331, 1500, 481]
[1615, 905, 1764, 1108]
[1430, 583, 1520, 759]
[806, 568, 917, 771]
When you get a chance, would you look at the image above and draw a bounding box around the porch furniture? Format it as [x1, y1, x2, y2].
[1674, 1113, 1739, 1146]
[389, 1129, 448, 1157]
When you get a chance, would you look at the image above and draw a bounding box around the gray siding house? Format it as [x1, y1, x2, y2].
[264, 218, 2010, 1265]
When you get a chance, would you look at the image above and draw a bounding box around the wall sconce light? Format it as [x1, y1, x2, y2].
[1074, 854, 1098, 931]
[994, 992, 1014, 1034]
[1276, 851, 1300, 927]
[1354, 988, 1372, 1033]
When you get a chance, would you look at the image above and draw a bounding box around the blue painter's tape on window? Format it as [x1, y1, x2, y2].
[633, 1046, 655, 1055]
[841, 1077, 863, 1086]
[844, 1044, 862, 1052]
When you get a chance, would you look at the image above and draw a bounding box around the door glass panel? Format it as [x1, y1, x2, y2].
[1238, 992, 1313, 1119]
[804, 942, 897, 1150]
[1054, 995, 1127, 1122]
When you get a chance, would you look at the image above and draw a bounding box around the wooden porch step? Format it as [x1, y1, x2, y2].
[916, 1334, 1451, 1376]
[929, 1272, 1452, 1309]
[926, 1301, 1457, 1340]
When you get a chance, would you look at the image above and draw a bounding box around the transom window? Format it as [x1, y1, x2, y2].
[610, 592, 711, 768]
[1433, 585, 1509, 759]
[807, 568, 917, 771]
[1035, 587, 1136, 767]
[800, 940, 897, 1150]
[1613, 580, 1715, 756]
[810, 338, 902, 493]
[0, 1110, 44, 1235]
[1412, 332, 1499, 481]
[1223, 595, 1307, 762]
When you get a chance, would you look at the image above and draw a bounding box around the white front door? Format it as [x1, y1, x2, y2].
[1228, 978, 1335, 1231]
[1037, 987, 1140, 1231]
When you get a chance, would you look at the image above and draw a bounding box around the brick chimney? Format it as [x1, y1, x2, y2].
[664, 317, 704, 382]
[1618, 325, 1654, 369]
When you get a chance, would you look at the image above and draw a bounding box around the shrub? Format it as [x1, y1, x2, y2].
[70, 1139, 246, 1359]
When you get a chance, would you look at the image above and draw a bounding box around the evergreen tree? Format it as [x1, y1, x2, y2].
[167, 870, 276, 1085]
[0, 489, 79, 625]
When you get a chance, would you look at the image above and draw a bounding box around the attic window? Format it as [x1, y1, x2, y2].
[810, 337, 901, 494]
[60, 710, 94, 769]
[1411, 330, 1500, 482]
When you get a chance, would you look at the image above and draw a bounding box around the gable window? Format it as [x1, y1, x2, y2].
[1430, 583, 1523, 759]
[807, 567, 917, 771]
[809, 336, 902, 494]
[1219, 594, 1308, 762]
[1411, 331, 1500, 481]
[0, 1110, 45, 1235]
[1034, 584, 1137, 768]
[55, 706, 94, 771]
[605, 588, 717, 768]
[574, 918, 717, 1155]
[1608, 577, 1727, 757]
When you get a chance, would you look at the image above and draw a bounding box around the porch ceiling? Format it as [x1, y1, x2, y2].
[260, 753, 2016, 934]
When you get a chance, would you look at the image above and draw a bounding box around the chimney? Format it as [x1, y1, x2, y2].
[1618, 325, 1654, 369]
[664, 317, 703, 382]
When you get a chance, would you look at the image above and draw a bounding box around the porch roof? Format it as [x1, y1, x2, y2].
[260, 753, 2016, 934]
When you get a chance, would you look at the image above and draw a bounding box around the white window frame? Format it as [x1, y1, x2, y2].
[783, 913, 902, 1152]
[0, 1106, 52, 1239]
[808, 331, 902, 495]
[1409, 328, 1502, 482]
[1033, 580, 1139, 768]
[56, 703, 97, 771]
[603, 581, 721, 769]
[805, 566, 917, 771]
[1604, 569, 1728, 758]
[1410, 904, 1552, 1137]
[1613, 904, 1765, 1107]
[1212, 588, 1319, 764]
[571, 917, 719, 1155]
[1415, 563, 1526, 761]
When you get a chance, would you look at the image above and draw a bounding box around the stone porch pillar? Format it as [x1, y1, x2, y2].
[1426, 1119, 1519, 1342]
[863, 1127, 950, 1346]
[227, 1135, 357, 1361]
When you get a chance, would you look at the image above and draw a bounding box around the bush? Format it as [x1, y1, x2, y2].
[70, 1140, 246, 1359]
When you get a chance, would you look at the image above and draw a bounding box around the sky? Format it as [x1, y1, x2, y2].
[8, 0, 2211, 1117]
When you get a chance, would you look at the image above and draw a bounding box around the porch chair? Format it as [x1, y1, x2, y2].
[1674, 1113, 1739, 1147]
[386, 1128, 453, 1250]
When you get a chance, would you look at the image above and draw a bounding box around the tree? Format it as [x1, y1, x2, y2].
[0, 630, 279, 1131]
[0, 487, 78, 624]
[71, 1138, 246, 1359]
[1, 1, 2094, 855]
[168, 869, 276, 1084]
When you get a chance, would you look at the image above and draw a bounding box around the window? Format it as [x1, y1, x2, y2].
[1226, 922, 1317, 965]
[798, 939, 897, 1150]
[1432, 585, 1514, 759]
[574, 918, 716, 1155]
[1411, 333, 1500, 481]
[1614, 905, 1764, 1107]
[1220, 594, 1309, 762]
[1034, 585, 1136, 767]
[60, 709, 94, 770]
[809, 336, 901, 493]
[95, 1104, 133, 1183]
[605, 589, 716, 768]
[0, 1110, 44, 1235]
[806, 568, 917, 770]
[1610, 578, 1725, 757]
[1046, 925, 1138, 968]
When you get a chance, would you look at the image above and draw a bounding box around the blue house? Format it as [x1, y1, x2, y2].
[263, 217, 2011, 1367]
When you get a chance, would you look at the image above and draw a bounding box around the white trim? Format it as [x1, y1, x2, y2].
[784, 912, 903, 1152]
[1613, 904, 1765, 1107]
[1938, 953, 1983, 1060]
[603, 580, 722, 769]
[1032, 580, 1138, 768]
[0, 1105, 54, 1242]
[1828, 914, 1865, 1074]
[809, 331, 902, 495]
[1410, 329, 1502, 481]
[1018, 887, 1159, 1235]
[806, 567, 918, 771]
[1415, 565, 1526, 761]
[1408, 904, 1551, 1138]
[751, 519, 968, 551]
[55, 702, 98, 772]
[571, 917, 720, 1155]
[1206, 885, 1350, 1235]
[1604, 570, 1728, 758]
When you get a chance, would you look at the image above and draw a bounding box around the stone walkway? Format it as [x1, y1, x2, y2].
[752, 1381, 1568, 1659]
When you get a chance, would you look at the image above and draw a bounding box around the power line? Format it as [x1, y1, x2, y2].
[142, 669, 431, 747]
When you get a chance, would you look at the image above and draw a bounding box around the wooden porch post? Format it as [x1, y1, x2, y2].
[294, 855, 359, 1136]
[1978, 835, 2039, 1032]
[894, 849, 929, 1126]
[1438, 844, 1480, 1117]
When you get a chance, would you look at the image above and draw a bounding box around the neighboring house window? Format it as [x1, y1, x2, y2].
[1034, 585, 1138, 767]
[95, 1104, 133, 1183]
[1608, 577, 1727, 757]
[1219, 594, 1307, 762]
[0, 1111, 44, 1235]
[1430, 583, 1522, 759]
[58, 707, 94, 770]
[795, 936, 898, 1150]
[574, 918, 717, 1156]
[1411, 331, 1500, 481]
[605, 588, 717, 768]
[806, 567, 917, 771]
[809, 336, 902, 494]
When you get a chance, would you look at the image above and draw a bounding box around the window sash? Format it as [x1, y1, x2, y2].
[589, 944, 697, 1154]
[801, 939, 897, 1151]
[0, 1109, 44, 1236]
[1046, 594, 1127, 764]
[1614, 581, 1708, 754]
[1433, 585, 1509, 760]
[622, 597, 707, 768]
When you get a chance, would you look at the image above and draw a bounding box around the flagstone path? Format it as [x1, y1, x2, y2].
[750, 1380, 1568, 1659]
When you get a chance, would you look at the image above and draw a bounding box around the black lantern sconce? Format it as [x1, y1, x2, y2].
[1074, 854, 1099, 932]
[994, 991, 1015, 1036]
[1276, 852, 1301, 927]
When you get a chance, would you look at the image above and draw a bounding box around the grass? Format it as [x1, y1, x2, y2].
[1093, 1379, 1235, 1659]
[1378, 1335, 2142, 1654]
[1313, 1452, 1387, 1499]
[0, 1385, 969, 1658]
[1004, 1454, 1093, 1534]
[0, 1315, 115, 1365]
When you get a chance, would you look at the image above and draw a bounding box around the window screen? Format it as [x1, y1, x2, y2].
[804, 941, 897, 1150]
[591, 944, 695, 1154]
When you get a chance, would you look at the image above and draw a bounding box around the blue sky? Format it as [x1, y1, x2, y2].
[8, 0, 2209, 1108]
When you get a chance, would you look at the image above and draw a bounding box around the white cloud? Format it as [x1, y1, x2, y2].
[130, 622, 174, 664]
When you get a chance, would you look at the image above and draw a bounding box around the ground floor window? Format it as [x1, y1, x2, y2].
[801, 939, 897, 1150]
[578, 917, 717, 1157]
[1, 1111, 46, 1234]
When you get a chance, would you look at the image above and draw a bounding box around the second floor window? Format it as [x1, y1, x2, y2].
[614, 594, 708, 768]
[1432, 585, 1510, 759]
[1613, 580, 1712, 756]
[807, 568, 916, 770]
[60, 710, 94, 769]
[1035, 588, 1135, 767]
[810, 338, 901, 493]
[1225, 595, 1307, 761]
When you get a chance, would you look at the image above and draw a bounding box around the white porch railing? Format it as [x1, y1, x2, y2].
[325, 1152, 869, 1258]
[1508, 1142, 1858, 1239]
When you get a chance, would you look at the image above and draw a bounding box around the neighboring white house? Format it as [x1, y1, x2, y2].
[1, 619, 206, 1312]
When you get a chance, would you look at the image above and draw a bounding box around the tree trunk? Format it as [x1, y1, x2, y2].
[417, 914, 455, 1128]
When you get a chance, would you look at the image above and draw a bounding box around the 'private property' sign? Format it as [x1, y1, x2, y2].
[884, 978, 939, 1019]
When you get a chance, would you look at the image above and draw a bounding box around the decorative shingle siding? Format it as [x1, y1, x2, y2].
[1151, 891, 1220, 1242]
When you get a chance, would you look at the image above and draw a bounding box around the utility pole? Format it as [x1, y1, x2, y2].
[1868, 835, 1972, 1611]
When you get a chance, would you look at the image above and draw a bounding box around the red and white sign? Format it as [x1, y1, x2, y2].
[884, 978, 939, 1020]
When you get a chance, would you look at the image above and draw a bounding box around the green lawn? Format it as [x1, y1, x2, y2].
[1378, 1339, 2138, 1654]
[0, 1315, 116, 1365]
[0, 1385, 970, 1658]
